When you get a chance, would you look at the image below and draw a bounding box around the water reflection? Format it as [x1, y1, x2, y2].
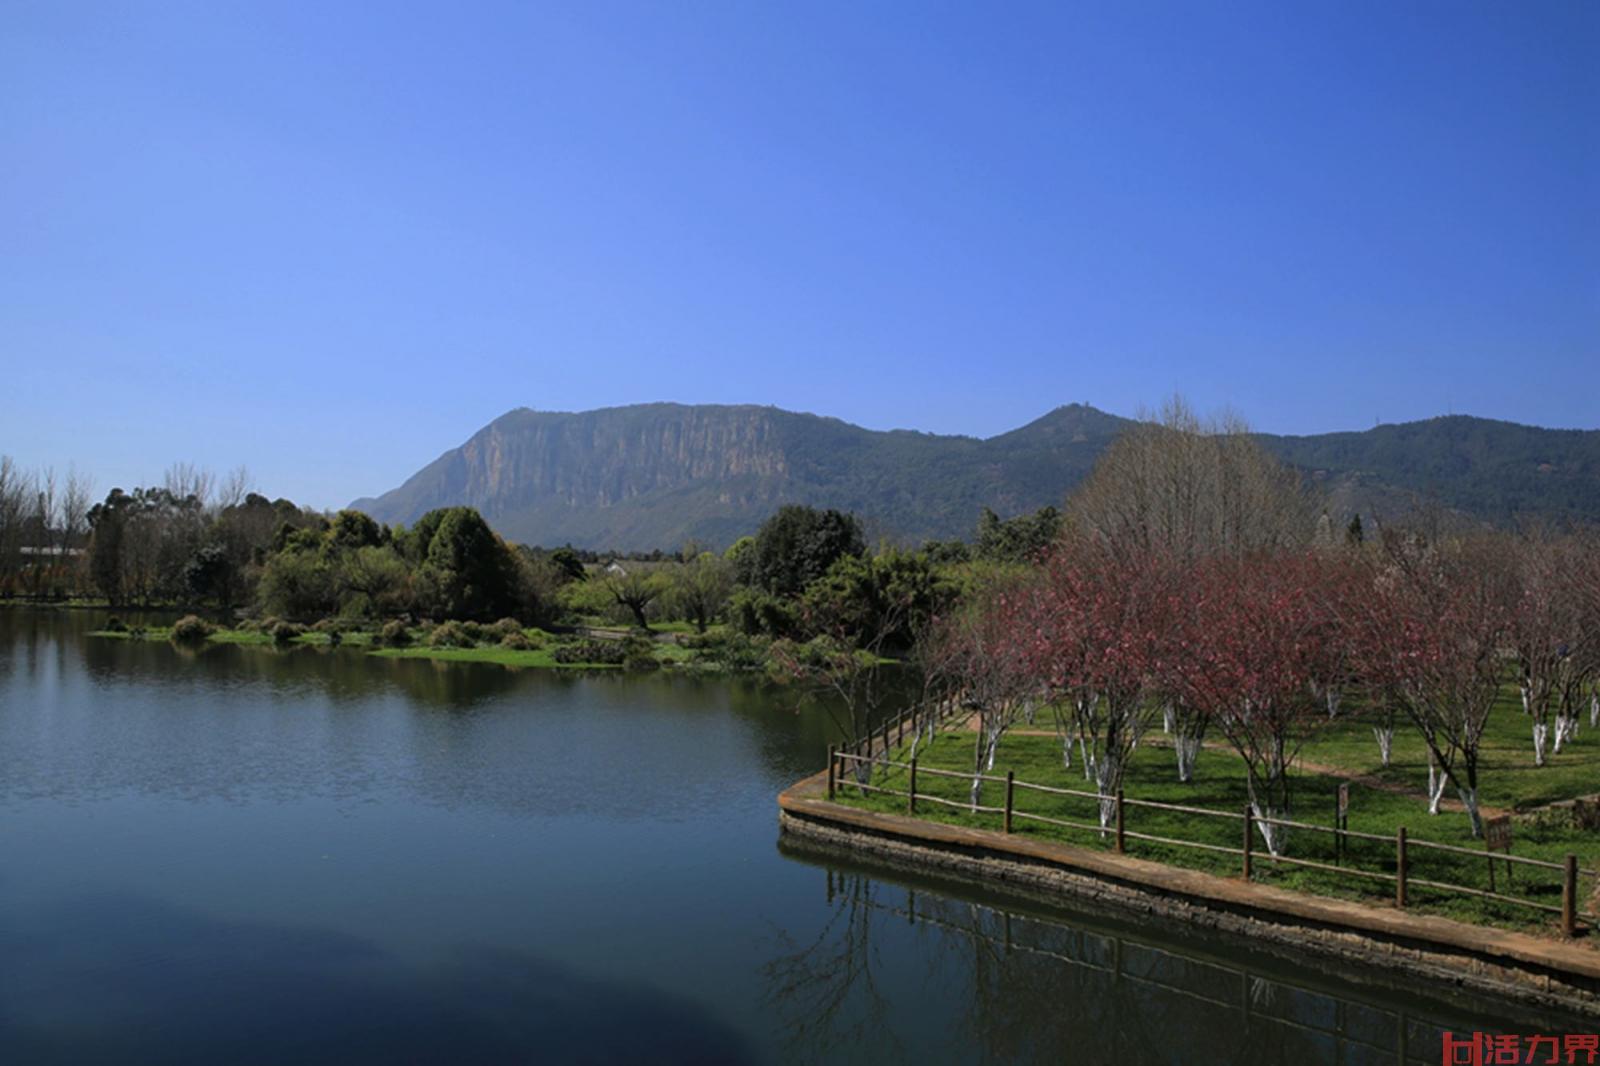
[1, 609, 844, 812]
[774, 840, 1580, 1065]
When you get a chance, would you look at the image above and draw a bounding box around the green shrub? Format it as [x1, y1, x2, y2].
[104, 616, 128, 633]
[678, 631, 722, 651]
[728, 588, 799, 638]
[170, 614, 215, 645]
[621, 634, 659, 670]
[551, 638, 627, 665]
[489, 617, 523, 641]
[690, 632, 768, 671]
[500, 631, 533, 650]
[379, 620, 412, 647]
[459, 621, 486, 644]
[270, 621, 306, 645]
[428, 620, 474, 648]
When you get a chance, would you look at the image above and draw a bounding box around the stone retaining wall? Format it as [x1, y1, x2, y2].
[780, 776, 1600, 1017]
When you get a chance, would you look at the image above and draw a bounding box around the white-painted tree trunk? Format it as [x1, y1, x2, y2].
[1251, 799, 1287, 857]
[1457, 786, 1483, 838]
[1325, 688, 1341, 718]
[972, 727, 1003, 810]
[1427, 762, 1447, 815]
[1533, 721, 1548, 767]
[985, 736, 998, 772]
[1176, 735, 1201, 784]
[1095, 756, 1119, 830]
[1162, 705, 1174, 734]
[1591, 692, 1599, 729]
[1373, 726, 1394, 768]
[1554, 713, 1575, 755]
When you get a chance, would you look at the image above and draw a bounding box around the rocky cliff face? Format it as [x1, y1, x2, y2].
[351, 403, 1600, 550]
[350, 403, 1125, 548]
[437, 406, 793, 510]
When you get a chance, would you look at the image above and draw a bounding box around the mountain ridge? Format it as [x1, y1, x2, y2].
[351, 403, 1600, 550]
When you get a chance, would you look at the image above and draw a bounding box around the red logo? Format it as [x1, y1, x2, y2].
[1443, 1032, 1600, 1065]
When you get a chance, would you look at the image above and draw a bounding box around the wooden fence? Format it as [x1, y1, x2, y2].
[824, 750, 1598, 938]
[833, 694, 968, 767]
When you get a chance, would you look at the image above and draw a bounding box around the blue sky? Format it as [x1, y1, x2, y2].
[3, 1, 1595, 508]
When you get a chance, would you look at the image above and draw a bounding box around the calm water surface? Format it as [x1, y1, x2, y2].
[0, 609, 1587, 1064]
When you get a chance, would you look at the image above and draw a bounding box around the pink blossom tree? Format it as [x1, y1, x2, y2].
[1018, 542, 1173, 826]
[1165, 552, 1342, 855]
[1354, 533, 1516, 837]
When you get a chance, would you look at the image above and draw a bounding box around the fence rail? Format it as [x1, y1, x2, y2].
[824, 750, 1596, 938]
[833, 693, 972, 766]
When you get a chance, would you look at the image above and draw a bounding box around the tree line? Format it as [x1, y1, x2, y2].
[0, 457, 1051, 657]
[921, 400, 1600, 848]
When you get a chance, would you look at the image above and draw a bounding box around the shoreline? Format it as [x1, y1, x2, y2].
[778, 768, 1600, 1016]
[83, 624, 745, 674]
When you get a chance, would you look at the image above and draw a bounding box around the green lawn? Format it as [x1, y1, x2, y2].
[1294, 689, 1600, 813]
[836, 699, 1600, 938]
[369, 644, 620, 669]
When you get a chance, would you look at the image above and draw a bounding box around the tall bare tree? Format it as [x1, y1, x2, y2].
[1066, 396, 1317, 562]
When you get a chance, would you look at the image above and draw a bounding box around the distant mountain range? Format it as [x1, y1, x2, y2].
[351, 404, 1600, 550]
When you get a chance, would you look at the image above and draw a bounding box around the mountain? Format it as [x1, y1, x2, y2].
[1261, 417, 1600, 528]
[351, 404, 1600, 550]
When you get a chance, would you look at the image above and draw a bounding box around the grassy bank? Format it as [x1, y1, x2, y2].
[835, 699, 1600, 938]
[89, 623, 754, 673]
[93, 625, 373, 648]
[369, 644, 614, 670]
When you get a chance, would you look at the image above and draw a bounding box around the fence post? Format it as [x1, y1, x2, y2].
[908, 758, 918, 815]
[1334, 812, 1343, 868]
[1242, 805, 1253, 881]
[827, 746, 836, 801]
[1564, 854, 1578, 938]
[1115, 788, 1125, 854]
[1396, 827, 1408, 909]
[1004, 771, 1015, 834]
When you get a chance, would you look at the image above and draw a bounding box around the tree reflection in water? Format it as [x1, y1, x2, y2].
[768, 851, 1567, 1066]
[764, 869, 904, 1063]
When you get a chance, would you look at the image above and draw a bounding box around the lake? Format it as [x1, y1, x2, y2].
[0, 608, 1584, 1064]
